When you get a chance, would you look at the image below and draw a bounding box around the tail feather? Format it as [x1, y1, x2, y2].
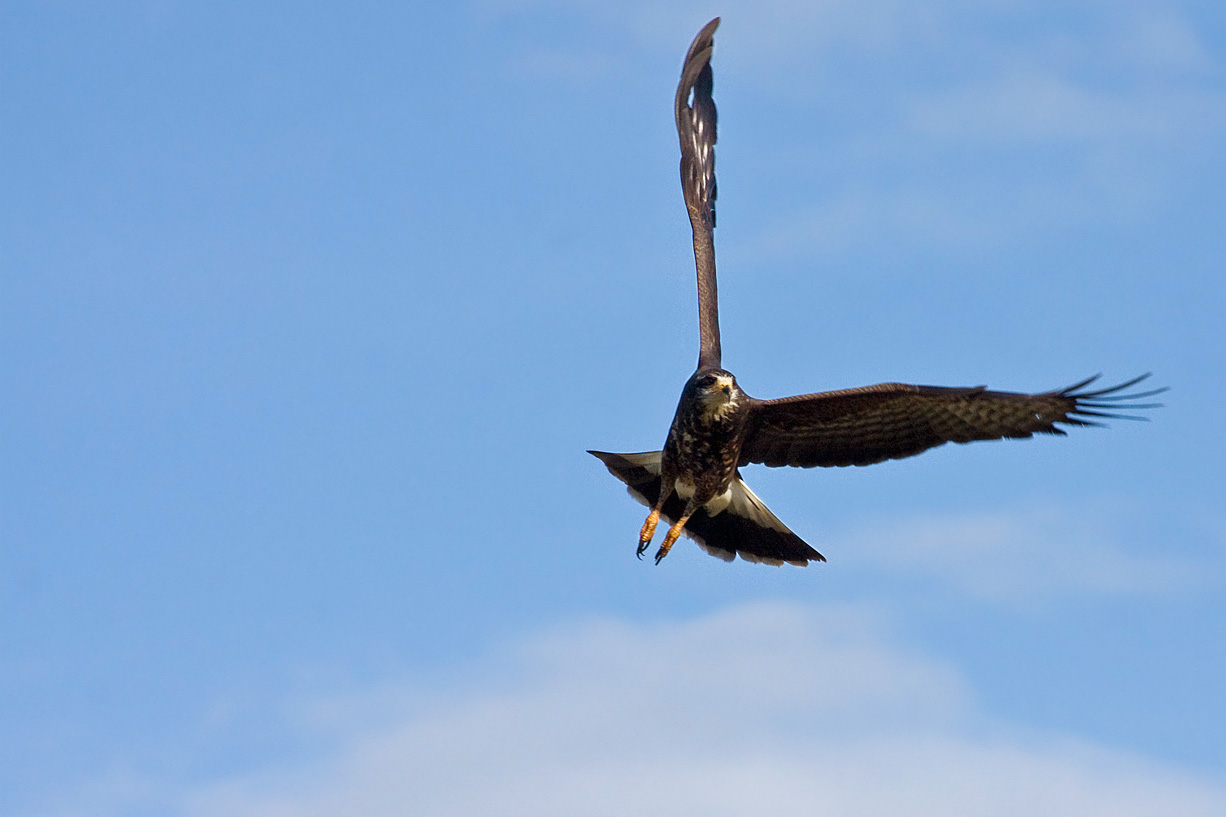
[588, 450, 824, 566]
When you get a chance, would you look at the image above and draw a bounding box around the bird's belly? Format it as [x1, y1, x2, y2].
[675, 476, 697, 500]
[674, 476, 734, 516]
[702, 485, 734, 516]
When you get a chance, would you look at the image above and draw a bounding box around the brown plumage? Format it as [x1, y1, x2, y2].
[589, 19, 1164, 567]
[674, 17, 722, 371]
[739, 375, 1161, 469]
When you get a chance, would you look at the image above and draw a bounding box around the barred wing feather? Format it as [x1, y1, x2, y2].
[740, 375, 1165, 469]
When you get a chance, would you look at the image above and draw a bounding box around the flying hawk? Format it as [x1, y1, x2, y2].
[589, 18, 1163, 567]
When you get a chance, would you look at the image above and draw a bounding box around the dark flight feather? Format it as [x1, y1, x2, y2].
[740, 375, 1166, 469]
[675, 17, 722, 371]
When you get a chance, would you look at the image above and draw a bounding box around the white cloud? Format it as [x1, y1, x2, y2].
[741, 161, 1170, 258]
[1103, 6, 1216, 75]
[839, 506, 1218, 604]
[55, 603, 1226, 816]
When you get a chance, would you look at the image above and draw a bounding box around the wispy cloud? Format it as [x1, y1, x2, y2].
[839, 505, 1222, 605]
[491, 0, 1226, 256]
[482, 0, 1222, 77]
[748, 185, 1033, 256]
[48, 603, 1226, 816]
[910, 70, 1226, 146]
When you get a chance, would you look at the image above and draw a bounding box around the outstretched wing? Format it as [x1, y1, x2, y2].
[588, 450, 825, 566]
[675, 18, 722, 371]
[740, 375, 1166, 468]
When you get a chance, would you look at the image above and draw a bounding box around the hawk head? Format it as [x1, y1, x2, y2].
[685, 368, 742, 421]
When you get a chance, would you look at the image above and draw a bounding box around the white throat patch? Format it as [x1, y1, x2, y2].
[702, 375, 740, 421]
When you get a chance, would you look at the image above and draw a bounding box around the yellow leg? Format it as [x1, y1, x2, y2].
[637, 509, 660, 559]
[655, 510, 694, 565]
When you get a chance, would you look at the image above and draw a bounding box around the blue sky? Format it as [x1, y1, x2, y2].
[3, 1, 1224, 814]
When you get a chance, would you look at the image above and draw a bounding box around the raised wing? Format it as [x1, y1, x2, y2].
[588, 450, 825, 566]
[740, 375, 1165, 468]
[675, 18, 722, 371]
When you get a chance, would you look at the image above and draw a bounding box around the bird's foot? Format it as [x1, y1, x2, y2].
[637, 509, 660, 559]
[654, 519, 687, 565]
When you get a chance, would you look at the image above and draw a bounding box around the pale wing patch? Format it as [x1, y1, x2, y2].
[728, 478, 808, 566]
[727, 477, 800, 537]
[701, 485, 733, 516]
[613, 451, 663, 472]
[692, 479, 807, 566]
[605, 451, 661, 510]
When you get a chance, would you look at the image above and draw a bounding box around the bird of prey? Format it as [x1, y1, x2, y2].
[589, 18, 1164, 567]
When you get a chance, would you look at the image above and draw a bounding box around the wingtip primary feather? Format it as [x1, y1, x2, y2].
[1060, 373, 1168, 425]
